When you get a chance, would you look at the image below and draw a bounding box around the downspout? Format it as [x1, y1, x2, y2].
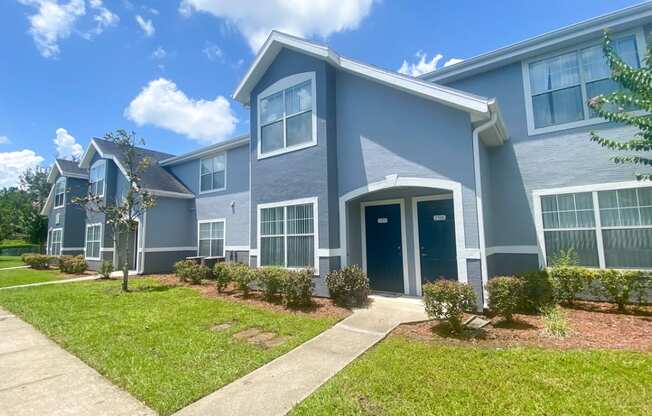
[472, 106, 499, 307]
[141, 209, 147, 274]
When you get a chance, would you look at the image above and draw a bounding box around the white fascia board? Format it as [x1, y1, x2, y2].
[146, 189, 195, 199]
[47, 162, 62, 184]
[159, 136, 250, 166]
[40, 186, 55, 215]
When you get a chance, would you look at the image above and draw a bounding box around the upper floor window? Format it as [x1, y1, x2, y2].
[525, 33, 642, 134]
[200, 153, 226, 193]
[258, 72, 316, 158]
[54, 177, 65, 208]
[89, 160, 105, 196]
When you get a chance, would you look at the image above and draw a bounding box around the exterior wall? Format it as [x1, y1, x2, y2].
[47, 175, 86, 255]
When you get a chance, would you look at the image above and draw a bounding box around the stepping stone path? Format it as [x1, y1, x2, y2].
[212, 323, 233, 332]
[232, 327, 288, 348]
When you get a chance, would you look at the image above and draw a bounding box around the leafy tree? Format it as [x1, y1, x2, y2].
[19, 168, 50, 248]
[74, 130, 156, 291]
[588, 32, 652, 180]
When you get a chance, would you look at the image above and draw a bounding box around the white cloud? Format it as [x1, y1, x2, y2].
[89, 0, 119, 36]
[179, 0, 376, 52]
[125, 78, 238, 143]
[18, 0, 86, 58]
[54, 128, 83, 159]
[135, 15, 155, 37]
[444, 58, 464, 67]
[0, 150, 44, 189]
[202, 41, 223, 61]
[0, 136, 9, 145]
[151, 46, 167, 59]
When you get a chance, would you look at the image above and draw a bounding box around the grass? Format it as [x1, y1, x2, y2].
[0, 278, 338, 415]
[0, 255, 25, 269]
[292, 336, 652, 416]
[0, 268, 65, 288]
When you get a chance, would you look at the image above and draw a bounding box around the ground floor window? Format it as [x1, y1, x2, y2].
[85, 224, 102, 260]
[540, 185, 652, 268]
[48, 229, 62, 256]
[198, 220, 225, 257]
[260, 200, 315, 268]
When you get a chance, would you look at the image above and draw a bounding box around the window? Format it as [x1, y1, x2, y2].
[48, 229, 62, 256]
[200, 153, 226, 193]
[526, 34, 641, 132]
[260, 201, 315, 268]
[258, 73, 315, 158]
[85, 224, 102, 260]
[198, 220, 225, 257]
[538, 185, 652, 269]
[89, 160, 105, 196]
[55, 213, 61, 225]
[54, 177, 65, 208]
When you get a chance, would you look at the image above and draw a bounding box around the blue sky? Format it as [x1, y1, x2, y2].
[0, 0, 645, 187]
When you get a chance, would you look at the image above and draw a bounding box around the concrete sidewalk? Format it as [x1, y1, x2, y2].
[0, 274, 99, 290]
[174, 295, 428, 416]
[0, 266, 29, 271]
[0, 308, 155, 416]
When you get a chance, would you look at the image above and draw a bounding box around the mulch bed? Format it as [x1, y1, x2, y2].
[153, 275, 351, 320]
[394, 301, 652, 352]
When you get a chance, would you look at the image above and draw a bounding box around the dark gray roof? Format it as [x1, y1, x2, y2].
[56, 158, 88, 177]
[93, 138, 193, 196]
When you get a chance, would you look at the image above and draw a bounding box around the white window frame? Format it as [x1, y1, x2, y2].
[198, 152, 227, 194]
[533, 181, 652, 269]
[256, 72, 317, 160]
[197, 219, 226, 257]
[89, 159, 106, 197]
[48, 228, 63, 256]
[53, 177, 66, 209]
[256, 196, 319, 273]
[55, 213, 61, 225]
[85, 223, 103, 261]
[522, 28, 647, 136]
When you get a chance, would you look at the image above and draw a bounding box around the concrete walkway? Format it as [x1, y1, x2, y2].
[0, 266, 29, 271]
[175, 295, 428, 416]
[0, 275, 100, 290]
[0, 308, 155, 416]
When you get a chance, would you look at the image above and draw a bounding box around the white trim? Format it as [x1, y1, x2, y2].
[146, 189, 195, 199]
[197, 218, 226, 257]
[360, 198, 410, 295]
[144, 246, 198, 253]
[61, 247, 85, 251]
[47, 227, 63, 256]
[199, 152, 227, 194]
[53, 177, 66, 209]
[411, 194, 463, 297]
[101, 247, 114, 252]
[339, 176, 470, 288]
[110, 218, 142, 273]
[522, 28, 646, 136]
[533, 180, 652, 196]
[485, 245, 539, 256]
[256, 196, 319, 274]
[84, 222, 103, 261]
[317, 248, 344, 257]
[89, 159, 106, 197]
[225, 245, 250, 251]
[592, 192, 606, 268]
[257, 72, 318, 160]
[159, 135, 249, 166]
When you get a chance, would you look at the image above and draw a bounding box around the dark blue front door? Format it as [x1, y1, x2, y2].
[417, 198, 458, 284]
[364, 203, 404, 293]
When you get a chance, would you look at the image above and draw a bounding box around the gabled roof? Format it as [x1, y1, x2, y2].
[46, 158, 89, 184]
[421, 2, 652, 83]
[79, 138, 194, 199]
[160, 134, 250, 167]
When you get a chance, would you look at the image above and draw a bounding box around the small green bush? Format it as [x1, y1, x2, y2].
[541, 305, 569, 337]
[487, 276, 525, 322]
[230, 263, 257, 297]
[213, 262, 232, 293]
[173, 260, 211, 284]
[423, 280, 477, 332]
[326, 265, 369, 307]
[549, 248, 579, 267]
[515, 270, 554, 312]
[100, 261, 113, 279]
[22, 253, 52, 269]
[549, 266, 592, 305]
[256, 266, 287, 300]
[592, 269, 650, 311]
[282, 269, 314, 307]
[58, 255, 87, 274]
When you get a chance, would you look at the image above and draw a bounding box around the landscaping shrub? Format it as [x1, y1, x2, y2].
[549, 266, 593, 305]
[326, 265, 369, 307]
[213, 262, 232, 293]
[549, 248, 579, 267]
[21, 253, 52, 270]
[230, 262, 256, 297]
[591, 269, 650, 311]
[100, 261, 113, 279]
[515, 270, 554, 312]
[423, 280, 477, 332]
[281, 269, 314, 307]
[58, 255, 87, 274]
[256, 266, 287, 300]
[486, 276, 525, 322]
[541, 305, 569, 338]
[173, 260, 211, 284]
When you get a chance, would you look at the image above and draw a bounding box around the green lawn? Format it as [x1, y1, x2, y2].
[0, 268, 65, 288]
[292, 336, 652, 416]
[0, 255, 25, 269]
[0, 278, 338, 415]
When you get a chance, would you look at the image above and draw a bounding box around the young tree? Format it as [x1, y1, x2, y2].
[588, 32, 652, 181]
[20, 168, 51, 249]
[74, 130, 156, 291]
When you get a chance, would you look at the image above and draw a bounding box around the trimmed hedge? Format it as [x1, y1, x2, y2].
[423, 280, 477, 332]
[591, 269, 649, 311]
[173, 260, 212, 284]
[213, 262, 232, 293]
[21, 253, 52, 269]
[487, 276, 525, 321]
[256, 267, 286, 300]
[58, 255, 87, 274]
[326, 265, 369, 307]
[281, 269, 314, 307]
[230, 263, 257, 297]
[549, 266, 593, 305]
[515, 270, 554, 312]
